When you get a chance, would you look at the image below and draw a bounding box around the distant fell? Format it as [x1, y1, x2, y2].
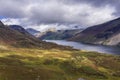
[69, 17, 120, 46]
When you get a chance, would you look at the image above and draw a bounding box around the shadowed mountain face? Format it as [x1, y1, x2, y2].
[0, 24, 42, 48]
[10, 25, 31, 35]
[0, 21, 4, 27]
[69, 17, 120, 46]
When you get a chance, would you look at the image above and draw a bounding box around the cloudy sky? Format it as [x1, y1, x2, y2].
[0, 0, 120, 31]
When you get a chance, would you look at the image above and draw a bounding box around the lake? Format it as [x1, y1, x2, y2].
[45, 40, 120, 55]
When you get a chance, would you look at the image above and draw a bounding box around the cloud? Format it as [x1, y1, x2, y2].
[1, 18, 21, 25]
[27, 23, 81, 32]
[0, 0, 119, 30]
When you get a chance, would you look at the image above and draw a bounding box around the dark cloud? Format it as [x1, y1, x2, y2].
[0, 0, 119, 30]
[63, 0, 120, 15]
[66, 0, 120, 6]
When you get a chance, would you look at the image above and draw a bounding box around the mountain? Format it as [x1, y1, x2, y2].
[0, 24, 40, 48]
[37, 29, 83, 40]
[70, 17, 120, 46]
[26, 28, 40, 36]
[10, 25, 31, 35]
[0, 21, 71, 49]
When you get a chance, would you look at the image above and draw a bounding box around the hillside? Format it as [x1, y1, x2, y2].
[69, 17, 120, 46]
[0, 24, 44, 48]
[0, 44, 120, 80]
[37, 29, 83, 40]
[10, 25, 34, 36]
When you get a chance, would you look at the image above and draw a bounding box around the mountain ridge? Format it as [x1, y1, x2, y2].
[69, 17, 120, 46]
[0, 21, 72, 50]
[37, 29, 83, 40]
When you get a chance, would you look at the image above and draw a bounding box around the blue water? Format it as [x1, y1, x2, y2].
[45, 40, 120, 55]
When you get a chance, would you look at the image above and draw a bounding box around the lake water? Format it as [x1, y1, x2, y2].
[45, 40, 120, 55]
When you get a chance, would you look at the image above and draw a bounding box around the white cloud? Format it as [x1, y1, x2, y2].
[1, 18, 21, 25]
[80, 5, 117, 26]
[26, 23, 80, 32]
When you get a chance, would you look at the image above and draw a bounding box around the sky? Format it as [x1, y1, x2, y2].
[0, 0, 120, 31]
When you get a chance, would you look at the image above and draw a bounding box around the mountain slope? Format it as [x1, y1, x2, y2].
[0, 45, 120, 80]
[0, 21, 4, 27]
[0, 24, 41, 48]
[70, 17, 120, 46]
[37, 29, 83, 40]
[10, 25, 31, 35]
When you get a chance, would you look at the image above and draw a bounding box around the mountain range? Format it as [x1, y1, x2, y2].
[0, 21, 71, 49]
[69, 17, 120, 46]
[36, 29, 83, 40]
[25, 17, 120, 47]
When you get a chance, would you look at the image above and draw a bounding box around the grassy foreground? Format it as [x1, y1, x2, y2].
[0, 45, 120, 80]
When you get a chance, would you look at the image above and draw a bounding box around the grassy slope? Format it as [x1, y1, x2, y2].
[0, 45, 119, 80]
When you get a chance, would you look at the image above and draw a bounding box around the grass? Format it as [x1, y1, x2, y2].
[0, 45, 119, 80]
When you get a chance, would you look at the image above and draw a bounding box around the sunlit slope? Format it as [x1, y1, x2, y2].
[0, 46, 119, 80]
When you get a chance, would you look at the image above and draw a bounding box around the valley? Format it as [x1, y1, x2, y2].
[0, 0, 120, 80]
[0, 20, 119, 80]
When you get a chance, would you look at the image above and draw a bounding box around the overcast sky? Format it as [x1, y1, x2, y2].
[0, 0, 120, 31]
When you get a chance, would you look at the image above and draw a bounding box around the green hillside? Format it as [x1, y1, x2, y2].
[0, 45, 119, 80]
